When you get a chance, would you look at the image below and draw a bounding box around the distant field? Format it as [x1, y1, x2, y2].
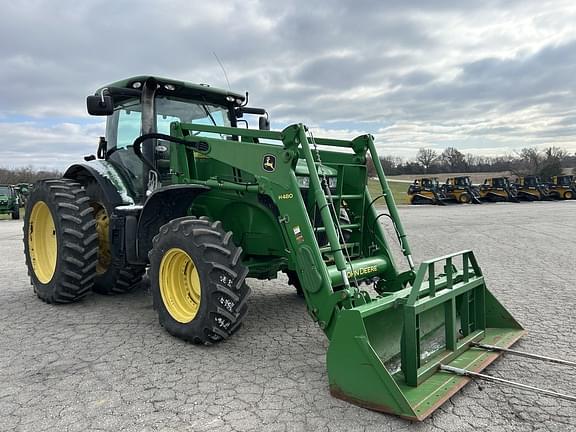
[367, 179, 410, 205]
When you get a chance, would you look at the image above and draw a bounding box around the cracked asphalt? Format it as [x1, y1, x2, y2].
[1, 201, 575, 431]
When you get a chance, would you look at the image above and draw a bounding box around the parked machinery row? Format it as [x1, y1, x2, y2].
[407, 175, 576, 205]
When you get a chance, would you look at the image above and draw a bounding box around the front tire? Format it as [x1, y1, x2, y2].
[23, 179, 98, 303]
[11, 208, 19, 220]
[149, 216, 250, 344]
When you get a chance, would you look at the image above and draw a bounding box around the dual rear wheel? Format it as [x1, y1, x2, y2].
[23, 179, 250, 343]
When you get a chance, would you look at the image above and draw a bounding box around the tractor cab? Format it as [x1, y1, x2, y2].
[85, 76, 269, 202]
[486, 177, 505, 188]
[450, 176, 471, 187]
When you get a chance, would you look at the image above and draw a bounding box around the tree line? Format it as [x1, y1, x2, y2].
[0, 166, 62, 185]
[368, 146, 576, 177]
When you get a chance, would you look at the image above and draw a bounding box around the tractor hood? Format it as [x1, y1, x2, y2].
[295, 159, 338, 177]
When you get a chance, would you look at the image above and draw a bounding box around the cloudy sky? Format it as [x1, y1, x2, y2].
[1, 0, 575, 170]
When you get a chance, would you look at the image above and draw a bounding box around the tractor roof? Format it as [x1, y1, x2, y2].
[96, 75, 246, 104]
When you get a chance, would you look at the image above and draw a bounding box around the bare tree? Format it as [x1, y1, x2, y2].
[513, 147, 542, 176]
[415, 148, 438, 173]
[0, 166, 61, 185]
[440, 147, 466, 172]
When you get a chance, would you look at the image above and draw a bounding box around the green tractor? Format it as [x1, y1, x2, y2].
[14, 183, 32, 207]
[0, 184, 20, 220]
[23, 76, 525, 420]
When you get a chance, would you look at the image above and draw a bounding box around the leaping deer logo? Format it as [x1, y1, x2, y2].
[263, 155, 276, 172]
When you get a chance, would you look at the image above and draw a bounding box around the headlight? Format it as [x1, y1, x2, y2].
[296, 176, 310, 188]
[296, 176, 337, 189]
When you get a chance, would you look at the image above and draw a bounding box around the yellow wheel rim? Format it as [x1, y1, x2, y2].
[93, 204, 111, 275]
[29, 201, 57, 284]
[159, 248, 202, 323]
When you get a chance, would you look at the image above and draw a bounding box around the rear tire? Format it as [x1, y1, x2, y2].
[11, 208, 19, 220]
[83, 181, 146, 294]
[149, 216, 250, 344]
[564, 190, 574, 200]
[23, 179, 98, 303]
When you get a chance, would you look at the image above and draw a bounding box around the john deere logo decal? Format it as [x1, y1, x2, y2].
[263, 154, 276, 172]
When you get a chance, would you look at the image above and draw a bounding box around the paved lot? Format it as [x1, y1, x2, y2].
[1, 201, 575, 431]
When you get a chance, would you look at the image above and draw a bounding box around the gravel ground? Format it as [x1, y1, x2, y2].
[1, 201, 575, 431]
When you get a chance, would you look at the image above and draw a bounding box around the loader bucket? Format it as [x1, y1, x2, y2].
[327, 250, 524, 421]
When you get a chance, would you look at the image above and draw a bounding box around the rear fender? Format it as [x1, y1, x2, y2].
[64, 161, 135, 207]
[64, 161, 137, 265]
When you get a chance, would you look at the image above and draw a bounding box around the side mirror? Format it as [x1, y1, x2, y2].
[87, 95, 114, 116]
[259, 116, 270, 131]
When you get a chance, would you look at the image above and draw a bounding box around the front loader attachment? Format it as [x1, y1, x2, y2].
[326, 251, 524, 420]
[173, 122, 526, 420]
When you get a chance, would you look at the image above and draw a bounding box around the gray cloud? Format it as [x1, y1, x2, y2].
[0, 0, 575, 168]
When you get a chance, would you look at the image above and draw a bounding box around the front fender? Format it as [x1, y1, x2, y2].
[136, 184, 210, 260]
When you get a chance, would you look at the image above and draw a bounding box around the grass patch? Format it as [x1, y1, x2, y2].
[367, 179, 410, 205]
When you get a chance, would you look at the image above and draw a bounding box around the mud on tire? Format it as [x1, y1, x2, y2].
[23, 179, 98, 303]
[149, 216, 250, 344]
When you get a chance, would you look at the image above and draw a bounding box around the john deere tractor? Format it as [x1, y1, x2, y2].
[478, 177, 519, 202]
[513, 176, 552, 201]
[407, 177, 447, 205]
[0, 184, 20, 219]
[23, 76, 525, 420]
[545, 175, 575, 200]
[443, 176, 481, 204]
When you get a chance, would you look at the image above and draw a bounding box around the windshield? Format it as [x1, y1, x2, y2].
[110, 96, 231, 149]
[0, 186, 10, 195]
[156, 97, 230, 138]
